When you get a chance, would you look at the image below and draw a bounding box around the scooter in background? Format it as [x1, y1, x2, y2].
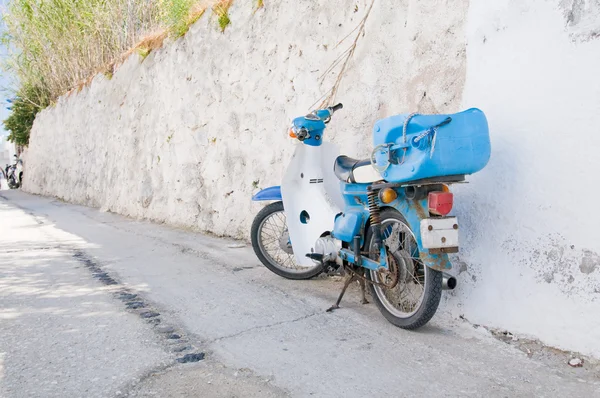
[250, 103, 490, 329]
[6, 155, 24, 189]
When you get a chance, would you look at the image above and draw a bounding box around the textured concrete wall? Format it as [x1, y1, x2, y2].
[24, 0, 468, 235]
[23, 0, 600, 356]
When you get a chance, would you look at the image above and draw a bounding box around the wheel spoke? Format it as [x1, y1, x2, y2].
[369, 216, 430, 319]
[262, 223, 281, 235]
[260, 225, 280, 237]
[257, 209, 314, 272]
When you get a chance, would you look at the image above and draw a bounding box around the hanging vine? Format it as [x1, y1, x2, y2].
[311, 0, 375, 109]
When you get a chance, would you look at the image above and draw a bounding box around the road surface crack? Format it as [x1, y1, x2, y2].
[211, 311, 323, 343]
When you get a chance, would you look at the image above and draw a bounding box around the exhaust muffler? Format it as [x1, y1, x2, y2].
[442, 273, 457, 290]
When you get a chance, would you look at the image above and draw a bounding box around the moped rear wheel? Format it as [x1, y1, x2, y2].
[251, 201, 323, 280]
[365, 208, 442, 330]
[8, 176, 19, 189]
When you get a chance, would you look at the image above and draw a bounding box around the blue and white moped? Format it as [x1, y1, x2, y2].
[250, 103, 490, 329]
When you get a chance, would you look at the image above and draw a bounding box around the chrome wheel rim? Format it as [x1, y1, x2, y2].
[257, 210, 314, 273]
[369, 218, 427, 318]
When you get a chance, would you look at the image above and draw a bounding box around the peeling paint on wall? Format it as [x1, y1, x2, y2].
[560, 0, 600, 41]
[501, 234, 600, 298]
[580, 250, 599, 275]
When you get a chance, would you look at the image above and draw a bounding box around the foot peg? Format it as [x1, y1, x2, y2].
[306, 253, 340, 275]
[305, 253, 324, 262]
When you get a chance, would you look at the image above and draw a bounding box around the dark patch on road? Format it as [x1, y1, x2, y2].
[71, 250, 197, 357]
[73, 251, 119, 286]
[93, 271, 118, 285]
[118, 293, 138, 301]
[232, 266, 254, 272]
[176, 353, 205, 363]
[126, 301, 146, 309]
[140, 311, 160, 318]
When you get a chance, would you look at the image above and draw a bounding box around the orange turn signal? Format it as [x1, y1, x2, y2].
[379, 188, 398, 204]
[289, 128, 297, 138]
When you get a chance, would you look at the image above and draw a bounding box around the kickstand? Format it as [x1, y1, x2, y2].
[327, 266, 371, 312]
[326, 272, 355, 312]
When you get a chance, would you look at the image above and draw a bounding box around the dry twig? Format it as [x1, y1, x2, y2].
[312, 0, 375, 109]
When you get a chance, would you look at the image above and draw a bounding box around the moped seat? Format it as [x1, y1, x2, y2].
[334, 156, 383, 183]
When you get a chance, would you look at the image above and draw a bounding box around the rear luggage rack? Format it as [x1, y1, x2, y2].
[370, 174, 465, 191]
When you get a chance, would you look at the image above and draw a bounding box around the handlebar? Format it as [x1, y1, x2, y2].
[329, 103, 343, 113]
[292, 103, 344, 141]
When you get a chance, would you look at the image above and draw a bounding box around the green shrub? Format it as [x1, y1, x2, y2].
[3, 85, 50, 146]
[0, 0, 237, 146]
[213, 0, 232, 32]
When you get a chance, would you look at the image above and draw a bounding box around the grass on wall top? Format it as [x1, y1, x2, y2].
[0, 0, 243, 145]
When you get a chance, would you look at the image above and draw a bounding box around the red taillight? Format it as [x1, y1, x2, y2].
[428, 191, 453, 216]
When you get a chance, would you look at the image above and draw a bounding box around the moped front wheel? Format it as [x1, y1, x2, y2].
[365, 208, 443, 330]
[251, 201, 323, 280]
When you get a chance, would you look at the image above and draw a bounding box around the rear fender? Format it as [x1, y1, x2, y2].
[252, 186, 282, 201]
[392, 198, 452, 271]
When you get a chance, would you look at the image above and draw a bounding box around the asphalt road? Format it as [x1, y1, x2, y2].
[1, 190, 599, 397]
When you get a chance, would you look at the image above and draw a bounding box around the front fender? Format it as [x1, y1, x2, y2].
[393, 198, 452, 271]
[251, 186, 282, 201]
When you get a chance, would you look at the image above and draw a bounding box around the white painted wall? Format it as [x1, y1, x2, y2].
[22, 0, 600, 356]
[449, 0, 600, 357]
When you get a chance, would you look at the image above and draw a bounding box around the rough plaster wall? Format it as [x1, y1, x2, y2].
[24, 0, 468, 236]
[447, 0, 600, 357]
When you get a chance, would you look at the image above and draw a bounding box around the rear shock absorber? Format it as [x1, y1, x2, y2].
[367, 188, 383, 251]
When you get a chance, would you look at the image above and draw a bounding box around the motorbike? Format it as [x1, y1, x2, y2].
[250, 103, 490, 329]
[5, 155, 24, 189]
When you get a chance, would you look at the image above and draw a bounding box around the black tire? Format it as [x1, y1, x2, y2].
[251, 201, 323, 280]
[365, 208, 443, 330]
[8, 177, 19, 189]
